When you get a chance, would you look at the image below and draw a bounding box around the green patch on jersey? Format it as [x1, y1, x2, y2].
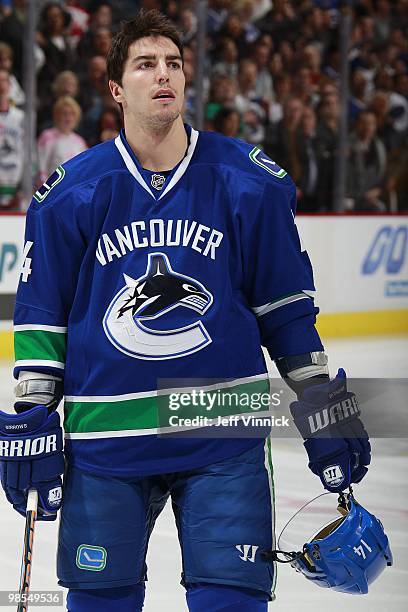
[33, 166, 65, 203]
[76, 545, 107, 571]
[249, 147, 287, 178]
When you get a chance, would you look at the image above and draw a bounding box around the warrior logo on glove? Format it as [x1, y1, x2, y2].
[291, 369, 371, 493]
[0, 405, 64, 520]
[308, 395, 360, 435]
[323, 465, 345, 487]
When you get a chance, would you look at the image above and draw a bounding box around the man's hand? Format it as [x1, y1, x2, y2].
[0, 405, 64, 519]
[290, 369, 371, 492]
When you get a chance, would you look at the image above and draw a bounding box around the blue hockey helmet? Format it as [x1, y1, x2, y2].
[264, 491, 393, 595]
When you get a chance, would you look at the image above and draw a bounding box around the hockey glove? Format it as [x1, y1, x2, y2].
[0, 405, 64, 520]
[290, 369, 371, 492]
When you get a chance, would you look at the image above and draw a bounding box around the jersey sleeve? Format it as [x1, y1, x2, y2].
[13, 188, 89, 379]
[238, 176, 324, 359]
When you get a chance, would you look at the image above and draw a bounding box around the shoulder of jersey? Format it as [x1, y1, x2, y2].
[196, 129, 293, 187]
[31, 139, 123, 207]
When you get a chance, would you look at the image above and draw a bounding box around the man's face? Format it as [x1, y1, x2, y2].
[94, 29, 112, 56]
[254, 44, 269, 68]
[357, 113, 377, 141]
[111, 36, 185, 130]
[46, 6, 65, 32]
[239, 62, 257, 89]
[301, 107, 316, 135]
[94, 5, 112, 28]
[89, 56, 107, 83]
[285, 99, 303, 123]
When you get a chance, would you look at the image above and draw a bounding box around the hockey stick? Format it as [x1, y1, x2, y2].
[17, 489, 38, 612]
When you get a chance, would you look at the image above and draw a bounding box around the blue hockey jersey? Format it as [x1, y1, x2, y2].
[13, 125, 323, 476]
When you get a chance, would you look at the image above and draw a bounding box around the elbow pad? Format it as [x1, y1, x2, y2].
[275, 352, 329, 396]
[14, 372, 63, 413]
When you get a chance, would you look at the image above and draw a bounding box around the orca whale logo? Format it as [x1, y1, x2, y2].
[103, 253, 213, 360]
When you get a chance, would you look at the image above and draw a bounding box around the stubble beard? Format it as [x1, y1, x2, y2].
[143, 107, 181, 133]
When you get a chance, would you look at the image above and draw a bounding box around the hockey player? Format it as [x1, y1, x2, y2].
[0, 10, 370, 612]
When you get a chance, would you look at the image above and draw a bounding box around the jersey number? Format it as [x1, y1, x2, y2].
[21, 241, 33, 282]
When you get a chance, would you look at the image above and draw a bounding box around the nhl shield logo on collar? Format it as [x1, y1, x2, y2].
[151, 174, 166, 190]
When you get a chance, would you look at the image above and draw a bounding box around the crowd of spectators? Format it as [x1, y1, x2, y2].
[0, 0, 407, 211]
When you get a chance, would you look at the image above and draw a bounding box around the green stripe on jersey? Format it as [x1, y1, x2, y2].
[14, 329, 66, 364]
[64, 378, 271, 434]
[266, 435, 278, 596]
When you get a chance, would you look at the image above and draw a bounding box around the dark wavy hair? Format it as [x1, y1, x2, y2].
[107, 9, 183, 85]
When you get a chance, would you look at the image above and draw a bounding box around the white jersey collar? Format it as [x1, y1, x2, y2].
[115, 126, 199, 201]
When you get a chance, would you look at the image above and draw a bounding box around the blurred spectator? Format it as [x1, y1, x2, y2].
[234, 58, 258, 112]
[77, 2, 114, 60]
[37, 96, 87, 184]
[91, 27, 113, 58]
[254, 0, 299, 46]
[295, 106, 321, 213]
[37, 2, 76, 104]
[347, 111, 387, 211]
[53, 70, 80, 100]
[0, 68, 24, 210]
[78, 55, 109, 145]
[2, 0, 406, 211]
[395, 73, 408, 99]
[279, 40, 295, 73]
[323, 46, 341, 84]
[264, 97, 304, 176]
[236, 2, 260, 45]
[0, 0, 25, 81]
[369, 89, 408, 152]
[218, 11, 259, 57]
[314, 90, 340, 211]
[292, 67, 319, 106]
[179, 8, 197, 45]
[349, 69, 368, 121]
[212, 37, 239, 79]
[0, 0, 12, 19]
[38, 70, 80, 132]
[234, 59, 265, 143]
[250, 40, 273, 103]
[268, 73, 291, 124]
[65, 0, 90, 49]
[386, 147, 408, 212]
[183, 46, 197, 125]
[0, 42, 25, 107]
[302, 7, 332, 50]
[213, 107, 241, 138]
[302, 45, 324, 89]
[96, 107, 122, 143]
[207, 0, 231, 35]
[374, 0, 392, 43]
[269, 52, 283, 80]
[205, 75, 237, 126]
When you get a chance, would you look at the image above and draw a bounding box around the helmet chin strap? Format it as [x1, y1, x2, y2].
[261, 548, 303, 564]
[262, 488, 355, 566]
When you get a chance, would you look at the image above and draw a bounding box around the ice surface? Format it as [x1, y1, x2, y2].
[0, 336, 407, 611]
